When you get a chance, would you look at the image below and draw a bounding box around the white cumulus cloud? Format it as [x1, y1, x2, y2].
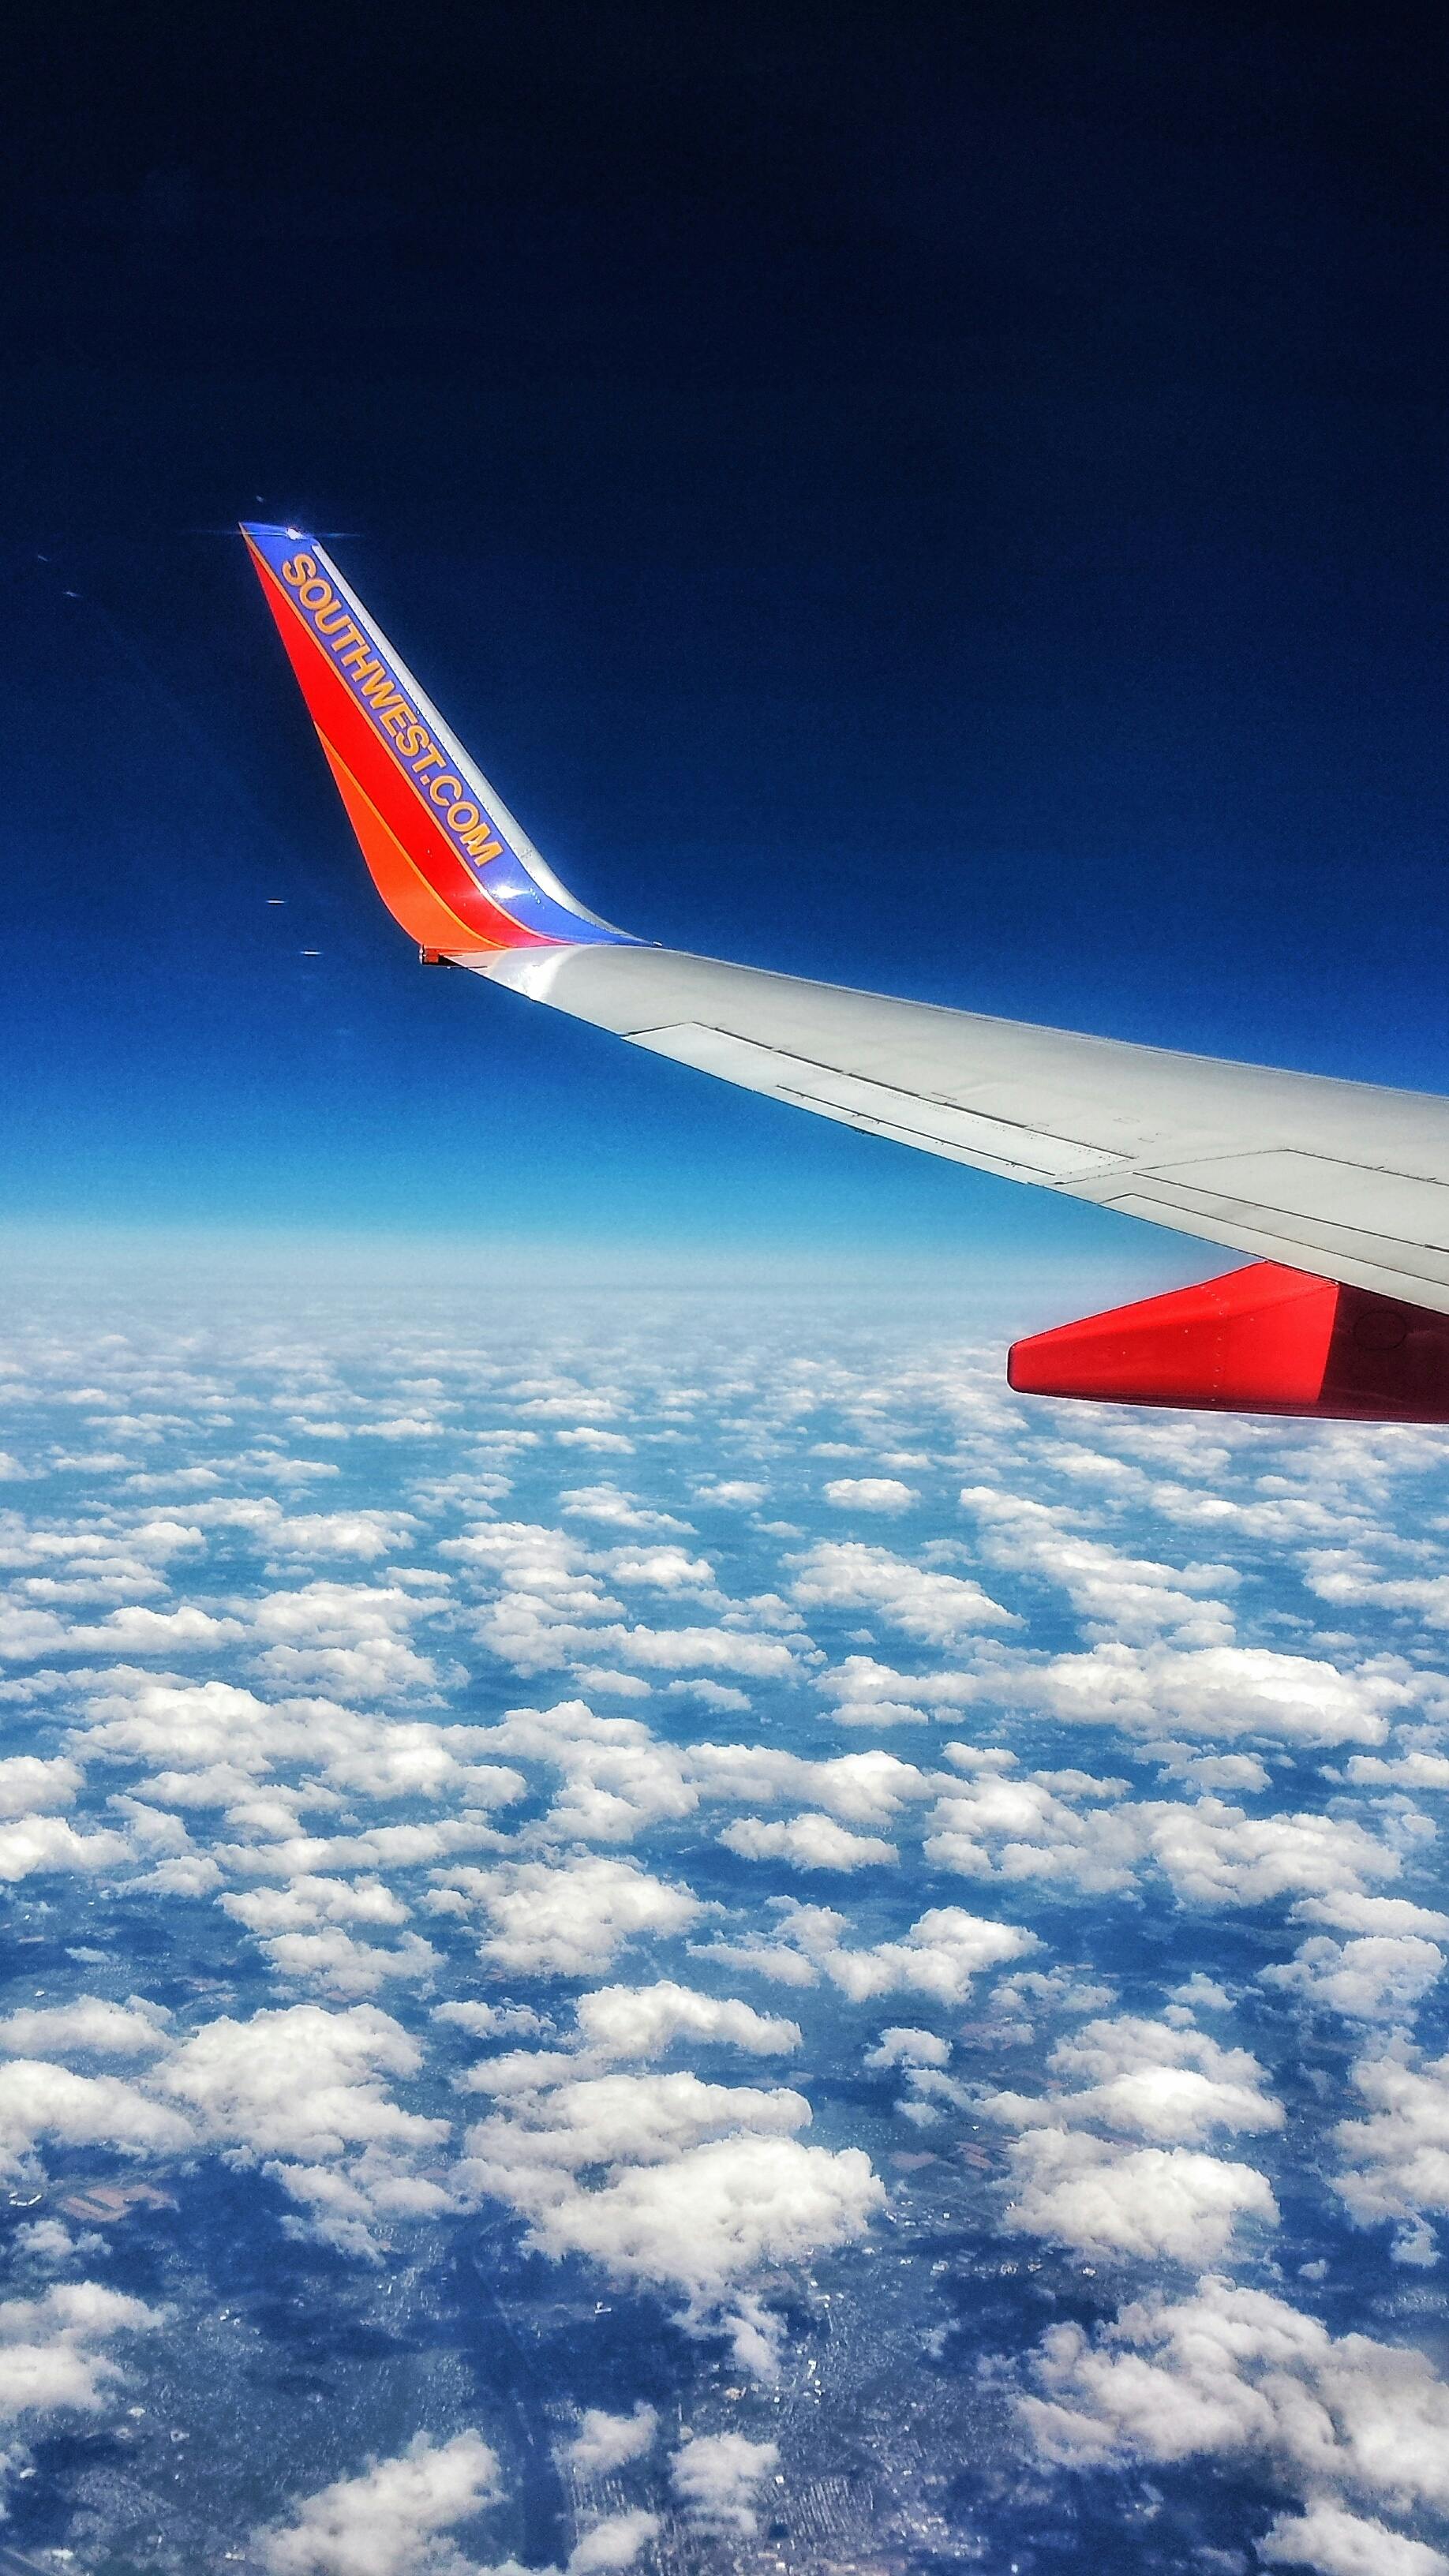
[256, 2428, 501, 2575]
[1017, 2274, 1449, 2542]
[0, 2280, 164, 2432]
[823, 1478, 917, 1513]
[458, 1855, 706, 1979]
[719, 1813, 899, 1870]
[670, 2429, 780, 2533]
[572, 1982, 801, 2059]
[564, 2402, 658, 2473]
[788, 1540, 1015, 1642]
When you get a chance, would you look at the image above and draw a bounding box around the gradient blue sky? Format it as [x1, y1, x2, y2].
[6, 2, 1449, 1307]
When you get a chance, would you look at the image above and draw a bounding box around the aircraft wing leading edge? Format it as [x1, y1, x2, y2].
[242, 522, 1449, 1425]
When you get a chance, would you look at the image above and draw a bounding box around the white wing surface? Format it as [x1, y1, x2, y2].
[477, 942, 1449, 1319]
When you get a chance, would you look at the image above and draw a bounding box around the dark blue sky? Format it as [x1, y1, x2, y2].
[6, 2, 1449, 1297]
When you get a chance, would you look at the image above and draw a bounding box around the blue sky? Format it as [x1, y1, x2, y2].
[6, 5, 1449, 1299]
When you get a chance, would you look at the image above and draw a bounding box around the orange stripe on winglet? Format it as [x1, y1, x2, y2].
[316, 735, 501, 954]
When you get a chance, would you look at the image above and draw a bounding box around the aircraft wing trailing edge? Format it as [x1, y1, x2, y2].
[242, 523, 1449, 1424]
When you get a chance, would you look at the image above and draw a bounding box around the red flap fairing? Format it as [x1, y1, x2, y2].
[1008, 1261, 1449, 1423]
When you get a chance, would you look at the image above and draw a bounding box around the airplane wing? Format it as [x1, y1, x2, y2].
[242, 523, 1449, 1424]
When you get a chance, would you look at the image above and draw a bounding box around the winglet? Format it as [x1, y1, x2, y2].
[241, 524, 634, 955]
